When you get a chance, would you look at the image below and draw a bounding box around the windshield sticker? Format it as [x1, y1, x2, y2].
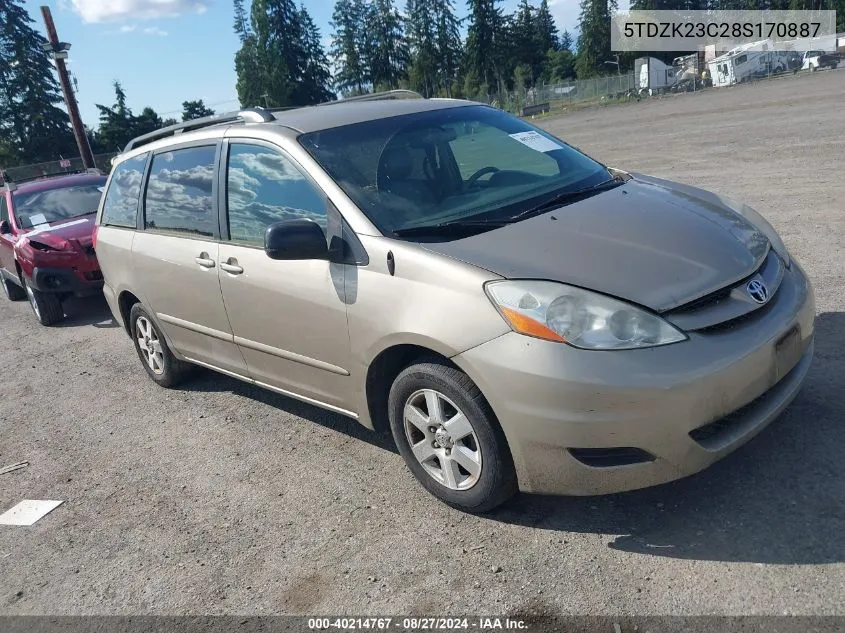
[508, 131, 563, 153]
[29, 213, 47, 226]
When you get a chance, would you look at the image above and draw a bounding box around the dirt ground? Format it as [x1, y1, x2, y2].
[1, 69, 844, 618]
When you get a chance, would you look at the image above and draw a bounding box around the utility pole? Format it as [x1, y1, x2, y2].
[40, 6, 96, 170]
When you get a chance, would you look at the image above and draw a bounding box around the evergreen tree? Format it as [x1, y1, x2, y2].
[535, 0, 559, 53]
[363, 0, 409, 90]
[234, 0, 333, 109]
[560, 29, 573, 52]
[297, 7, 335, 103]
[512, 0, 543, 85]
[575, 0, 617, 78]
[182, 100, 215, 121]
[134, 107, 163, 138]
[406, 0, 438, 95]
[432, 0, 463, 95]
[233, 0, 250, 40]
[0, 0, 76, 165]
[94, 82, 136, 153]
[330, 0, 369, 93]
[464, 0, 506, 95]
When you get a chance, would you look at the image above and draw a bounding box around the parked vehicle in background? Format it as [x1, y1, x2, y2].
[708, 41, 788, 87]
[95, 94, 814, 512]
[0, 170, 107, 325]
[800, 50, 839, 71]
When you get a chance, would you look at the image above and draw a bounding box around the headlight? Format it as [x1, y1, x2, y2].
[719, 197, 790, 268]
[485, 280, 687, 350]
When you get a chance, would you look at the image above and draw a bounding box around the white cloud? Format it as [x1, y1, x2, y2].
[143, 26, 169, 36]
[119, 25, 136, 33]
[69, 0, 211, 23]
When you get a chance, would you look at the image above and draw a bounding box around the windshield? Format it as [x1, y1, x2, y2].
[13, 182, 105, 229]
[298, 105, 610, 236]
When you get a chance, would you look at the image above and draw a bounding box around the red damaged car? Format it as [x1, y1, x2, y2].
[0, 170, 108, 326]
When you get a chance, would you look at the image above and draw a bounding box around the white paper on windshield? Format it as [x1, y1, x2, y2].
[509, 131, 563, 153]
[29, 213, 47, 226]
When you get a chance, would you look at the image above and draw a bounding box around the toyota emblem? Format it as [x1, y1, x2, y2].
[746, 279, 769, 304]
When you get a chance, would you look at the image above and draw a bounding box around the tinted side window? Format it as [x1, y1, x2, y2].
[226, 143, 327, 246]
[145, 146, 217, 237]
[102, 154, 147, 228]
[0, 196, 8, 223]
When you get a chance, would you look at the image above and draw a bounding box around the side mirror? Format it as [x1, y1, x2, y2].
[0, 219, 10, 235]
[264, 219, 328, 261]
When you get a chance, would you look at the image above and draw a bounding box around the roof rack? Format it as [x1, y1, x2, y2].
[123, 107, 275, 153]
[316, 89, 423, 106]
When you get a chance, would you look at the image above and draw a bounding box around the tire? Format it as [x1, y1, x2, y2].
[388, 359, 517, 513]
[2, 277, 26, 301]
[24, 279, 63, 326]
[129, 303, 191, 388]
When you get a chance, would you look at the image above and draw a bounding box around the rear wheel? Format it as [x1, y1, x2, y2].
[388, 359, 517, 513]
[130, 303, 190, 387]
[2, 277, 26, 301]
[24, 280, 63, 326]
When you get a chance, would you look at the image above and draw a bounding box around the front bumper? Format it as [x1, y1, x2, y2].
[27, 266, 104, 296]
[452, 260, 815, 495]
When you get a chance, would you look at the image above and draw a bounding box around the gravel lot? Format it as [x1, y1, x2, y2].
[1, 69, 843, 618]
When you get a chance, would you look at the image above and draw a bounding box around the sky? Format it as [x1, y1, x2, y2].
[31, 0, 592, 132]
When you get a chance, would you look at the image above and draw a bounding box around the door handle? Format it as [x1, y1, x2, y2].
[220, 259, 244, 275]
[195, 253, 215, 268]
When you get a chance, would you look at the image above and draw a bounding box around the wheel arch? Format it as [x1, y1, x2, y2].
[364, 343, 459, 435]
[117, 290, 142, 336]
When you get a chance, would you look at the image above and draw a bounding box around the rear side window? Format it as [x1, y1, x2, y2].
[102, 154, 148, 228]
[0, 196, 8, 224]
[144, 146, 217, 237]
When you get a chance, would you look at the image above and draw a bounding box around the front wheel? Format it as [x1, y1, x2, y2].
[388, 359, 517, 513]
[24, 280, 63, 326]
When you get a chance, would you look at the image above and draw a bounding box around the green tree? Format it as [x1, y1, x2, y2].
[134, 107, 163, 138]
[330, 0, 369, 93]
[575, 0, 617, 78]
[362, 0, 409, 90]
[406, 0, 438, 95]
[512, 0, 544, 86]
[560, 29, 573, 52]
[534, 0, 559, 53]
[233, 0, 250, 39]
[182, 100, 215, 121]
[297, 7, 335, 103]
[433, 0, 463, 95]
[542, 47, 576, 82]
[233, 0, 333, 109]
[464, 0, 507, 95]
[0, 0, 76, 166]
[94, 81, 136, 152]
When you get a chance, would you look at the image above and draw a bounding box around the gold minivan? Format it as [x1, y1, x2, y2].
[95, 94, 814, 512]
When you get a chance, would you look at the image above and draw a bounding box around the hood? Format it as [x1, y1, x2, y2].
[421, 176, 770, 312]
[19, 216, 95, 251]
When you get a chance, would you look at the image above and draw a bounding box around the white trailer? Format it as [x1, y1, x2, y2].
[707, 40, 788, 87]
[634, 57, 677, 93]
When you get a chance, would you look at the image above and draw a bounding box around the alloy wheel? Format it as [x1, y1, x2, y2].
[136, 316, 164, 375]
[403, 389, 482, 490]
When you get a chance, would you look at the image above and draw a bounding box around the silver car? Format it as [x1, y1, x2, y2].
[94, 93, 814, 512]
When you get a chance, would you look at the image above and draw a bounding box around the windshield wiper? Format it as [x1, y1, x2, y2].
[392, 218, 512, 237]
[506, 176, 625, 224]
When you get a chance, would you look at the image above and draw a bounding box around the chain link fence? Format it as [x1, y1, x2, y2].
[1, 153, 117, 184]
